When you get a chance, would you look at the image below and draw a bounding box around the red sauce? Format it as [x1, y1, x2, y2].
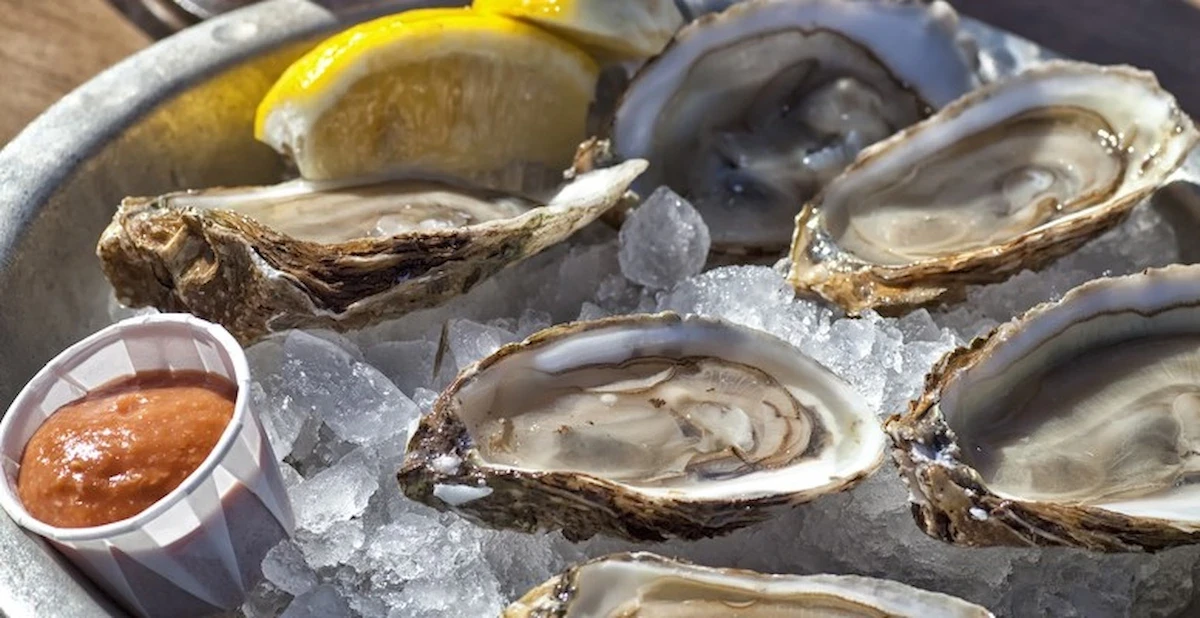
[16, 370, 236, 528]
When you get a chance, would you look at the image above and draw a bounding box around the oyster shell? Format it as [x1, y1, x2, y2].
[888, 264, 1200, 552]
[97, 159, 646, 344]
[503, 552, 995, 618]
[613, 0, 980, 253]
[398, 313, 884, 541]
[789, 61, 1199, 314]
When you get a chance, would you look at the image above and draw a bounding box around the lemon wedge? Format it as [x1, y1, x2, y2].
[255, 8, 600, 186]
[473, 0, 684, 60]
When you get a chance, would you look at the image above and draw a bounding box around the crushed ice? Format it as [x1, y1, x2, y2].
[618, 186, 711, 289]
[213, 185, 1200, 618]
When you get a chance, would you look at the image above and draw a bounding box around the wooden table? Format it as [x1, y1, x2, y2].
[3, 0, 1200, 144]
[0, 0, 149, 144]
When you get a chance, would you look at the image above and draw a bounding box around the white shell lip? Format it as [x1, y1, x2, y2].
[159, 159, 650, 246]
[507, 551, 996, 618]
[788, 60, 1200, 313]
[451, 312, 886, 503]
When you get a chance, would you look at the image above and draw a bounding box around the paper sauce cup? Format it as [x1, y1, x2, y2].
[0, 314, 294, 617]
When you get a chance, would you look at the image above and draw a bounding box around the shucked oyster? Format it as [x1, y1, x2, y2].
[98, 158, 646, 344]
[789, 61, 1199, 314]
[399, 313, 884, 541]
[613, 0, 980, 253]
[504, 552, 994, 618]
[889, 264, 1200, 551]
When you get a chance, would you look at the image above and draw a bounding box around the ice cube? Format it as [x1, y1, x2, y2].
[371, 429, 416, 472]
[659, 266, 793, 330]
[262, 540, 318, 596]
[287, 415, 324, 470]
[297, 519, 365, 570]
[395, 568, 505, 618]
[516, 308, 552, 337]
[290, 449, 379, 534]
[279, 463, 304, 488]
[241, 580, 291, 618]
[299, 329, 364, 360]
[362, 340, 438, 397]
[480, 531, 583, 600]
[448, 319, 518, 371]
[276, 331, 419, 446]
[249, 381, 305, 461]
[411, 387, 441, 414]
[350, 513, 473, 618]
[576, 301, 607, 321]
[534, 238, 624, 321]
[486, 316, 519, 334]
[619, 186, 711, 290]
[348, 591, 389, 618]
[368, 518, 506, 616]
[280, 585, 352, 618]
[896, 309, 942, 342]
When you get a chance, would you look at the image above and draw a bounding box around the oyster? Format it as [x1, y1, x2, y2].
[889, 264, 1200, 551]
[97, 158, 646, 344]
[789, 61, 1199, 314]
[398, 313, 884, 541]
[613, 0, 980, 253]
[503, 552, 995, 618]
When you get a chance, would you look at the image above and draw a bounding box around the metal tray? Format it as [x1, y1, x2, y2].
[0, 3, 1193, 616]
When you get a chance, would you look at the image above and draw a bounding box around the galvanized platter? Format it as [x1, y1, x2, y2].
[0, 2, 1193, 615]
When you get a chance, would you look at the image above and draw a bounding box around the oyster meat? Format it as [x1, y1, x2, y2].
[503, 552, 995, 617]
[398, 313, 884, 541]
[98, 158, 646, 344]
[889, 264, 1200, 551]
[613, 0, 980, 253]
[789, 61, 1199, 314]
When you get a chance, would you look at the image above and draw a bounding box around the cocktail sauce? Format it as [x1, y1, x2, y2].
[17, 370, 235, 528]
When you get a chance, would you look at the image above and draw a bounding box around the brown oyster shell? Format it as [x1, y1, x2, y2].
[398, 312, 882, 542]
[97, 160, 645, 344]
[887, 264, 1200, 552]
[788, 62, 1198, 315]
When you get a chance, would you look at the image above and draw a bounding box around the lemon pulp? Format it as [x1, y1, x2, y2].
[256, 8, 599, 188]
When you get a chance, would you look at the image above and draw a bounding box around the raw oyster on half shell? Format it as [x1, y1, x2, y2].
[789, 61, 1199, 314]
[613, 0, 980, 253]
[889, 264, 1200, 551]
[398, 313, 884, 541]
[97, 157, 646, 344]
[503, 552, 995, 618]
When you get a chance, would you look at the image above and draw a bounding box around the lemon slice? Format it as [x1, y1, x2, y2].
[255, 8, 600, 186]
[473, 0, 684, 60]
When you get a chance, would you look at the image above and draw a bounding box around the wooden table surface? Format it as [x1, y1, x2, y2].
[0, 0, 149, 143]
[2, 0, 1200, 144]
